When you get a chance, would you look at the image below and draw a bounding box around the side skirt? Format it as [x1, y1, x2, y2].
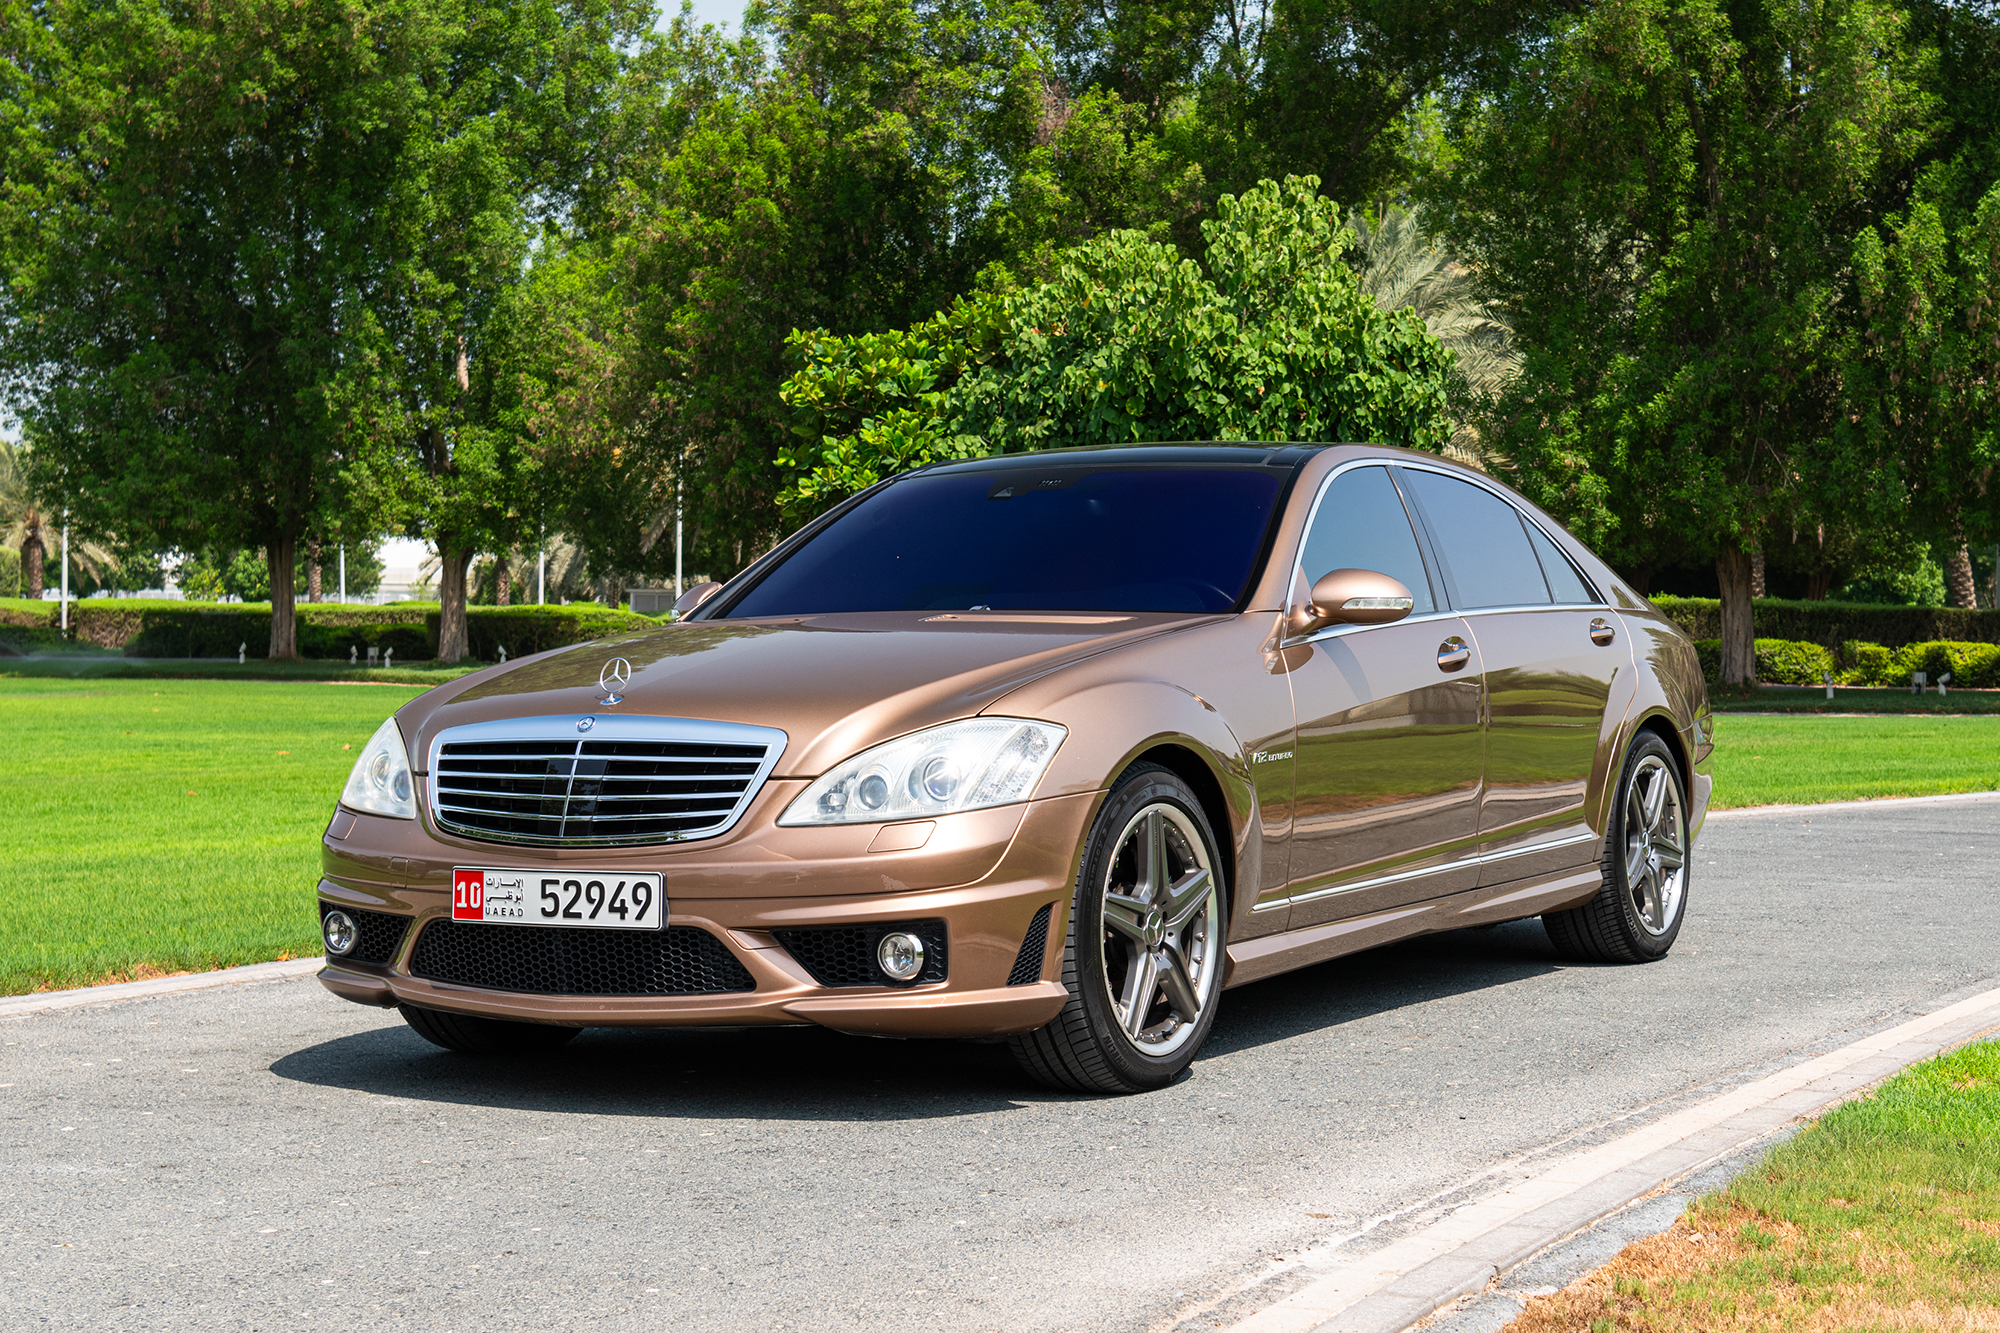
[1221, 865, 1600, 989]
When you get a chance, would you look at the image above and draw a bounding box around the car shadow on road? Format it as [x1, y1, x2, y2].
[267, 920, 1563, 1119]
[1202, 918, 1564, 1059]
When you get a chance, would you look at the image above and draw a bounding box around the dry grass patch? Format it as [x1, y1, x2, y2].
[1502, 1042, 2000, 1331]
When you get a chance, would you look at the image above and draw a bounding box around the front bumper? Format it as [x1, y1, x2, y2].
[315, 792, 1095, 1039]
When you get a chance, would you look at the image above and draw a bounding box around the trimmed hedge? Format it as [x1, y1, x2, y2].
[0, 598, 662, 659]
[1653, 595, 2000, 650]
[1695, 635, 2000, 687]
[435, 605, 665, 660]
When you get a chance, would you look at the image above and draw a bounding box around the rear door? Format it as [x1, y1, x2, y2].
[1279, 464, 1487, 928]
[1394, 467, 1630, 885]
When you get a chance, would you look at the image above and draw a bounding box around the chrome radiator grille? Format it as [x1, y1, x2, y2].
[428, 717, 785, 847]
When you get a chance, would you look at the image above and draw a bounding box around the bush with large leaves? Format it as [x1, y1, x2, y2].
[777, 177, 1451, 518]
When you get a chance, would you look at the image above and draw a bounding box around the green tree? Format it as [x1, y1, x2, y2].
[0, 0, 422, 656]
[337, 0, 648, 661]
[777, 177, 1451, 517]
[1438, 0, 1936, 684]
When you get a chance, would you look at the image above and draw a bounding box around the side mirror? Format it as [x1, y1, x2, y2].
[672, 581, 724, 618]
[1292, 568, 1415, 636]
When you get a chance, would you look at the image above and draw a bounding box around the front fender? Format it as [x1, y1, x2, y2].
[995, 679, 1263, 938]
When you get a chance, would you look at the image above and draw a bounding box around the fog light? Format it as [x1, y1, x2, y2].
[322, 910, 358, 956]
[876, 931, 925, 982]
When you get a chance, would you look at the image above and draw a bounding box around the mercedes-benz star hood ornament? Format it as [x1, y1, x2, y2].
[598, 657, 632, 706]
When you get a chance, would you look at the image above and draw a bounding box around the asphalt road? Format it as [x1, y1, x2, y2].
[7, 795, 2000, 1333]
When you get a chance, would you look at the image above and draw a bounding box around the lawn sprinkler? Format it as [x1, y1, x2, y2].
[349, 645, 358, 666]
[237, 642, 246, 665]
[383, 647, 394, 669]
[1822, 671, 1834, 701]
[498, 645, 508, 663]
[1938, 671, 1952, 697]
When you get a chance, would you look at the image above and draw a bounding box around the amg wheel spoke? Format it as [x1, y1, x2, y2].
[1625, 784, 1648, 842]
[1104, 892, 1149, 942]
[1625, 838, 1650, 889]
[1164, 867, 1211, 931]
[1145, 810, 1169, 902]
[1121, 950, 1159, 1036]
[1158, 945, 1202, 1024]
[1642, 770, 1666, 833]
[1638, 867, 1664, 926]
[1654, 840, 1685, 870]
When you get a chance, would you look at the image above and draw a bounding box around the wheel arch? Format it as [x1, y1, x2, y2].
[1632, 710, 1692, 802]
[1122, 742, 1237, 912]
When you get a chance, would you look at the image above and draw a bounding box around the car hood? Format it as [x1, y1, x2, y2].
[399, 611, 1210, 777]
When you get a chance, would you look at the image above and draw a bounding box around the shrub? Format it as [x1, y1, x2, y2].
[441, 605, 665, 660]
[1754, 638, 1835, 685]
[58, 600, 664, 659]
[1838, 640, 1895, 685]
[1650, 595, 2000, 650]
[1891, 641, 2000, 689]
[0, 597, 55, 628]
[1694, 639, 1721, 681]
[0, 547, 18, 600]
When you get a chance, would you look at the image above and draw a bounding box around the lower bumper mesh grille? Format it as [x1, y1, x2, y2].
[408, 920, 755, 996]
[773, 920, 948, 988]
[321, 902, 410, 967]
[1006, 903, 1053, 986]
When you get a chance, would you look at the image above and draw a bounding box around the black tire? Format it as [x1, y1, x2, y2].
[1544, 732, 1690, 963]
[399, 1003, 582, 1055]
[1009, 763, 1227, 1093]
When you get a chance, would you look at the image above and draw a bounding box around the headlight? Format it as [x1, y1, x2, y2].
[779, 718, 1067, 826]
[341, 716, 417, 820]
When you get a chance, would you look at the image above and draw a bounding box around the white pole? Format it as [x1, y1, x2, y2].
[675, 474, 684, 600]
[537, 522, 546, 604]
[338, 543, 346, 603]
[60, 522, 69, 631]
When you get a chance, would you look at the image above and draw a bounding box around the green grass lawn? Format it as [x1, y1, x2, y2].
[0, 677, 425, 994]
[1710, 714, 2000, 809]
[1713, 685, 2000, 714]
[1511, 1040, 2000, 1330]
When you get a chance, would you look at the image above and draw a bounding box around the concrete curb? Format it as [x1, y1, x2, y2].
[1215, 983, 2000, 1333]
[0, 956, 325, 1020]
[1708, 788, 2000, 821]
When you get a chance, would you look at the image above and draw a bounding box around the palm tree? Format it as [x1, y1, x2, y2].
[1348, 205, 1520, 471]
[0, 438, 117, 597]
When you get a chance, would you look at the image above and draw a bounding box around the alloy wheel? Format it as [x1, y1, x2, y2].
[1623, 754, 1686, 936]
[1098, 802, 1222, 1057]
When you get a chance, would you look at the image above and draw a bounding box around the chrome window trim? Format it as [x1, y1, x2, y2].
[1249, 828, 1600, 912]
[1288, 458, 1607, 632]
[425, 714, 789, 848]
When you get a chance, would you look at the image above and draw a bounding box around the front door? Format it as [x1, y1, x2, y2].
[1280, 465, 1487, 927]
[1394, 467, 1630, 884]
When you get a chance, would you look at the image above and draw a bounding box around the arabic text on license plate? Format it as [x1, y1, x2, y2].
[451, 868, 665, 929]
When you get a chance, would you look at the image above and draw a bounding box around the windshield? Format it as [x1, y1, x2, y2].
[724, 466, 1287, 616]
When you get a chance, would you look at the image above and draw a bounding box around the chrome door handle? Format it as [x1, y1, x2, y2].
[1437, 638, 1470, 672]
[1589, 618, 1615, 646]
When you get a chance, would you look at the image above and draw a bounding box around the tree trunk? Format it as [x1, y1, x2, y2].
[437, 545, 474, 663]
[1806, 568, 1834, 601]
[23, 535, 43, 600]
[1630, 562, 1651, 596]
[1717, 544, 1757, 687]
[496, 554, 510, 606]
[307, 539, 322, 603]
[1944, 542, 1978, 609]
[1749, 546, 1766, 598]
[267, 533, 299, 660]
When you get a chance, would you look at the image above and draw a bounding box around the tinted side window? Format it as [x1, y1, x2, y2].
[1299, 466, 1436, 614]
[1399, 470, 1551, 609]
[1525, 522, 1596, 603]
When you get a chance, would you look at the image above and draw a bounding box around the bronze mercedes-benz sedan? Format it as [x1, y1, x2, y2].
[316, 443, 1711, 1092]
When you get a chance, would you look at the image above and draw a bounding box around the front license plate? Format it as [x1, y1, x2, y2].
[452, 868, 665, 930]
